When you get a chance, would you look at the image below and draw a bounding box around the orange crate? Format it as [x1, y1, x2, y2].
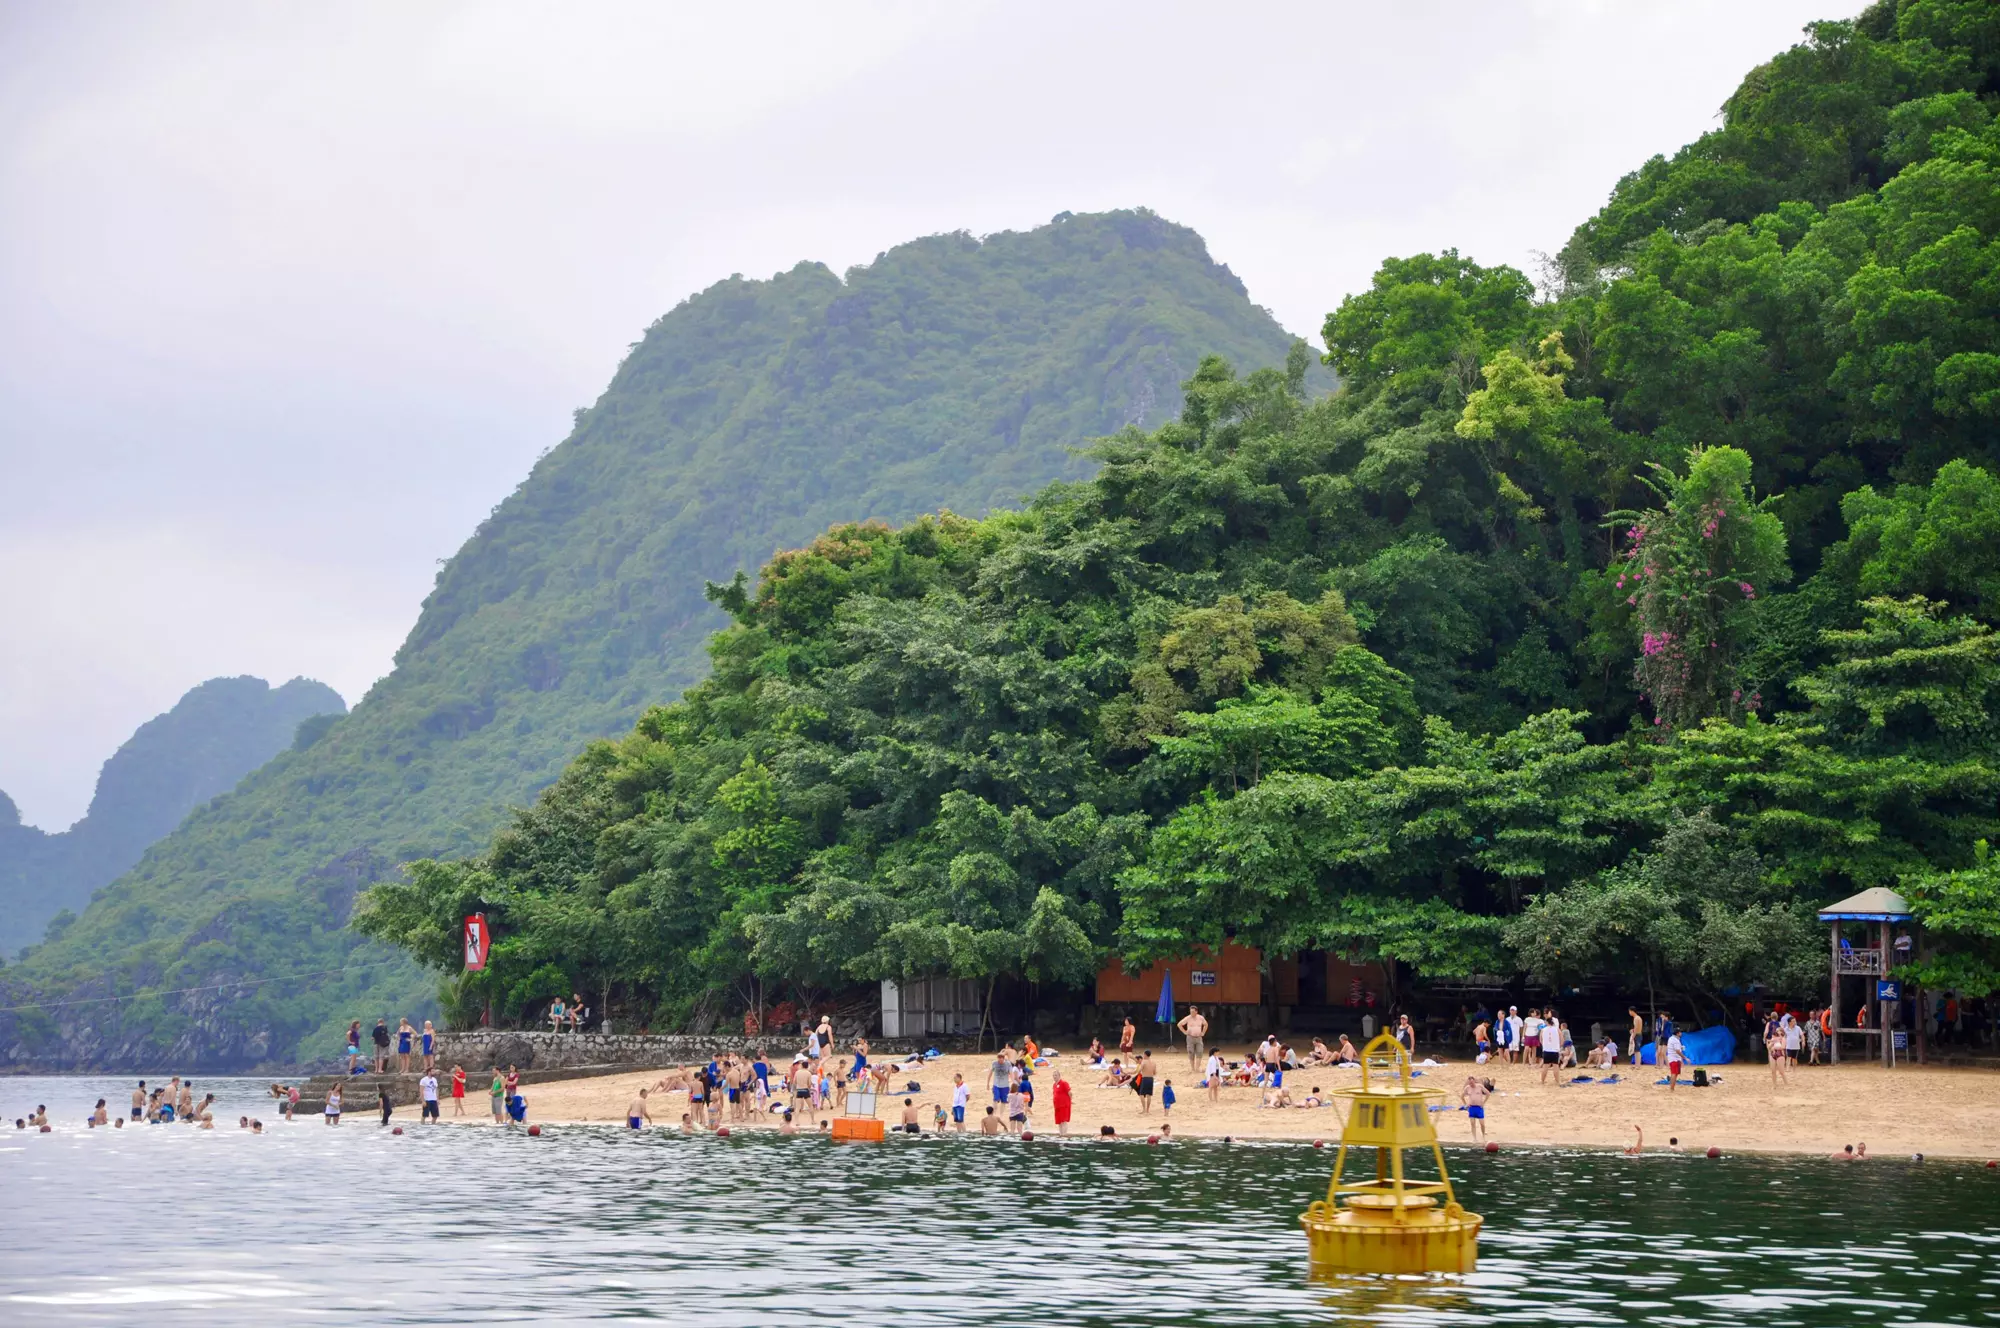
[830, 1116, 885, 1142]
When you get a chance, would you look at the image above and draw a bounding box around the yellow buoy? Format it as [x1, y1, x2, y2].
[1300, 1032, 1482, 1275]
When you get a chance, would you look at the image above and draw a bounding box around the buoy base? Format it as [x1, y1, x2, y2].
[830, 1117, 884, 1142]
[1300, 1201, 1481, 1275]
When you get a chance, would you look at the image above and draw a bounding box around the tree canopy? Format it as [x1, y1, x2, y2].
[355, 2, 2000, 1030]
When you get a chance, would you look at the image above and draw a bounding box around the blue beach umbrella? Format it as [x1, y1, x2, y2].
[1156, 968, 1174, 1043]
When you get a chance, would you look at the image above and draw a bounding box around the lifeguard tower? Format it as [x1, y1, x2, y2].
[1300, 1032, 1481, 1275]
[1819, 886, 1919, 1066]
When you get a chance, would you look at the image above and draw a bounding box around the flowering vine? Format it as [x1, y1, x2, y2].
[1607, 446, 1788, 733]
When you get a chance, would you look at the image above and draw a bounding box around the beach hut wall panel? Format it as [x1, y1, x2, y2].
[880, 978, 984, 1038]
[1270, 955, 1300, 1006]
[1094, 941, 1263, 1005]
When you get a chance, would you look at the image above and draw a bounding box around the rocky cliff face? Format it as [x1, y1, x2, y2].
[0, 209, 1318, 1073]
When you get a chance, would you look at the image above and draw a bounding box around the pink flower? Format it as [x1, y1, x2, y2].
[1739, 582, 1755, 598]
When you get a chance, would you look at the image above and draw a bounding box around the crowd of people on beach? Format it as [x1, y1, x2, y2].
[14, 991, 1935, 1159]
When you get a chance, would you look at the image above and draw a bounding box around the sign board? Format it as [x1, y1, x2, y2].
[1191, 970, 1217, 987]
[1876, 979, 1901, 1001]
[1893, 1030, 1909, 1050]
[464, 914, 491, 972]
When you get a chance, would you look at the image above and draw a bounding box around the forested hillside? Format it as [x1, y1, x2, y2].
[355, 1, 2000, 1033]
[0, 677, 344, 956]
[0, 211, 1316, 1068]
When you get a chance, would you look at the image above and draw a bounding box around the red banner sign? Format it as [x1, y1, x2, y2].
[464, 913, 490, 972]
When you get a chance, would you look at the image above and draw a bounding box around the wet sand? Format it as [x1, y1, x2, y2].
[391, 1047, 2000, 1159]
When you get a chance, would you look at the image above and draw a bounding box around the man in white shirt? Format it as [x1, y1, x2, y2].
[951, 1075, 970, 1132]
[418, 1072, 440, 1123]
[1665, 1032, 1687, 1092]
[1505, 1008, 1524, 1064]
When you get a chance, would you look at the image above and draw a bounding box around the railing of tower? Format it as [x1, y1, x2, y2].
[1319, 1032, 1458, 1217]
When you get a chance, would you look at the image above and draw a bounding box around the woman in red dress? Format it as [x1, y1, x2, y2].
[1052, 1071, 1073, 1136]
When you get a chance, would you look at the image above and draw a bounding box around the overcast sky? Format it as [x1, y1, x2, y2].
[0, 0, 1859, 830]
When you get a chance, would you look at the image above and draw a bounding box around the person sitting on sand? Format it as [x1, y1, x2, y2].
[1303, 1088, 1324, 1108]
[1267, 1087, 1294, 1109]
[1085, 1038, 1107, 1066]
[1309, 1037, 1334, 1064]
[1336, 1035, 1359, 1064]
[1097, 1059, 1129, 1087]
[1587, 1039, 1617, 1069]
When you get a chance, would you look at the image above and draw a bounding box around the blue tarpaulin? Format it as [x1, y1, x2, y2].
[1636, 1025, 1736, 1066]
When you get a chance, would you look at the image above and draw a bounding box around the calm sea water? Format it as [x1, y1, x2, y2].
[3, 1075, 1997, 1325]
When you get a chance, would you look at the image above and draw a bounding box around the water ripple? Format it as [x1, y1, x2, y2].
[3, 1076, 1997, 1325]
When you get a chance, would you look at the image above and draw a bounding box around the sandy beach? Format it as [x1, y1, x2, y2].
[390, 1046, 2000, 1160]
